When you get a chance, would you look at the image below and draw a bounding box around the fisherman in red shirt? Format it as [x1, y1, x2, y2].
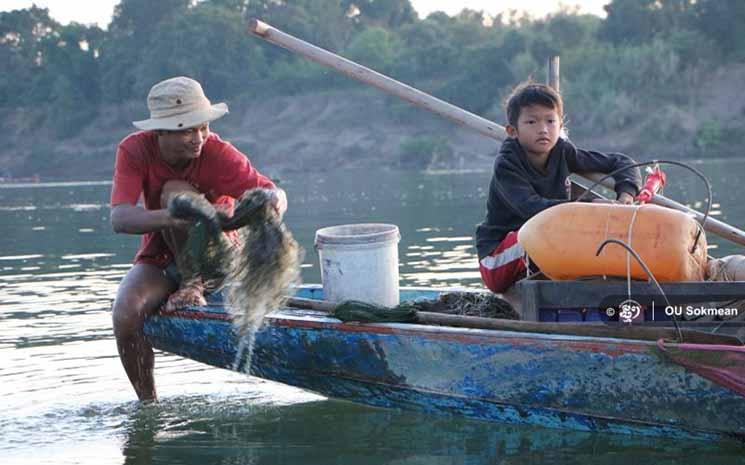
[110, 76, 287, 401]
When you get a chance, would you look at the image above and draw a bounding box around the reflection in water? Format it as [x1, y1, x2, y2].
[2, 164, 745, 464]
[403, 232, 480, 287]
[118, 400, 736, 465]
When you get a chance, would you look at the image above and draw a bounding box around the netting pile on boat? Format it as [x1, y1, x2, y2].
[169, 188, 303, 332]
[331, 292, 519, 323]
[411, 292, 519, 319]
[704, 255, 745, 339]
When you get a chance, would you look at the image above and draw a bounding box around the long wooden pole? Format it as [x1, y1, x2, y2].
[247, 19, 507, 140]
[548, 56, 560, 93]
[579, 172, 745, 246]
[248, 19, 745, 248]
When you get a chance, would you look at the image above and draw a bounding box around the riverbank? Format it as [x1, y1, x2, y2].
[3, 63, 745, 181]
[0, 89, 499, 181]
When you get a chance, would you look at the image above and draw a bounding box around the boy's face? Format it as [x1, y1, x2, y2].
[507, 104, 562, 159]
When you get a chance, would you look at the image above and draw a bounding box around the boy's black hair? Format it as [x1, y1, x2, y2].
[505, 81, 563, 127]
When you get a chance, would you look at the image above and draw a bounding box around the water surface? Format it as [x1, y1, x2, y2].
[1, 163, 743, 464]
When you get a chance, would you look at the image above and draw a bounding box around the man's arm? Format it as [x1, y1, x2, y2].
[111, 204, 187, 234]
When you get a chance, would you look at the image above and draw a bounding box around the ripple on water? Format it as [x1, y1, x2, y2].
[3, 168, 744, 464]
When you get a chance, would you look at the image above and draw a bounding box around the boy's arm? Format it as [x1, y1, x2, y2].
[492, 166, 567, 220]
[565, 142, 642, 200]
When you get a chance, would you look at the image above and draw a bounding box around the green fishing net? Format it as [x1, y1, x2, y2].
[330, 292, 518, 323]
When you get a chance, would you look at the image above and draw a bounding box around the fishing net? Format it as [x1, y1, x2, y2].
[705, 255, 745, 339]
[330, 292, 519, 323]
[169, 188, 303, 333]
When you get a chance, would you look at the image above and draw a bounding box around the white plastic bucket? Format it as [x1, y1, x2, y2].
[315, 223, 400, 307]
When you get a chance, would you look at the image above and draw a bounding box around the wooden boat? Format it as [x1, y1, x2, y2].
[144, 284, 745, 443]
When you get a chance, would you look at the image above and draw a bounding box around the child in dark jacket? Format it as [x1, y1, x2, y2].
[476, 82, 642, 293]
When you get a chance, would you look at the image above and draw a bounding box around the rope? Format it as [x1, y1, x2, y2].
[596, 239, 683, 342]
[602, 207, 611, 281]
[573, 160, 712, 255]
[626, 206, 641, 300]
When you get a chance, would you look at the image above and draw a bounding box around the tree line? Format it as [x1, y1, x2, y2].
[1, 0, 743, 146]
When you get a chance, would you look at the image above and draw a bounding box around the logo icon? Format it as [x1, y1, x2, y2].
[618, 299, 642, 323]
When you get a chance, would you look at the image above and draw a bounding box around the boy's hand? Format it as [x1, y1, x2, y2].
[592, 192, 635, 204]
[617, 192, 635, 205]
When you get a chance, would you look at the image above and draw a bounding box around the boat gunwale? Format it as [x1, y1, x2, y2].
[155, 305, 679, 351]
[152, 284, 743, 349]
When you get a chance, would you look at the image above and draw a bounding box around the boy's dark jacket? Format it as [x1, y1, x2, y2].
[475, 137, 642, 259]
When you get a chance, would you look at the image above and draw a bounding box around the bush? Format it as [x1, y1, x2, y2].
[695, 120, 723, 150]
[399, 135, 453, 169]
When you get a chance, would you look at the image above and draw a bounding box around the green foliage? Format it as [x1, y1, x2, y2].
[693, 0, 745, 59]
[394, 19, 458, 79]
[695, 120, 723, 151]
[343, 0, 416, 29]
[344, 27, 401, 72]
[599, 0, 744, 61]
[134, 2, 264, 100]
[2, 0, 745, 163]
[0, 6, 58, 105]
[561, 37, 688, 133]
[399, 135, 452, 169]
[266, 58, 337, 96]
[600, 0, 696, 45]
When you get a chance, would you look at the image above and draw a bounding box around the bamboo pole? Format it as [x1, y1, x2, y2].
[578, 172, 745, 246]
[247, 19, 745, 248]
[247, 19, 507, 140]
[548, 56, 560, 93]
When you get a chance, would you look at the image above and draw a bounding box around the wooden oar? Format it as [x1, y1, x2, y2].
[247, 18, 745, 248]
[285, 297, 742, 346]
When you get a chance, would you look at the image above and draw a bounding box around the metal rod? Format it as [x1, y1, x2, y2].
[248, 19, 745, 249]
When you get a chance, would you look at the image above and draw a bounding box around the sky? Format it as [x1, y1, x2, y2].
[1, 0, 609, 27]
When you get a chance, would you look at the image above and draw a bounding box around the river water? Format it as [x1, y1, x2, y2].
[1, 163, 743, 464]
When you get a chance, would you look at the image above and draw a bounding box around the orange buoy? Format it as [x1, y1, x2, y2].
[517, 203, 707, 282]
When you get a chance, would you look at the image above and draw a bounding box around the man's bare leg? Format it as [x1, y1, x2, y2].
[112, 263, 176, 401]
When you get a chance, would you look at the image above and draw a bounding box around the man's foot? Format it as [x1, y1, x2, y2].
[165, 282, 206, 311]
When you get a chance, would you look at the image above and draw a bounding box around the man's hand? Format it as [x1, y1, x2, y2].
[165, 281, 206, 311]
[270, 188, 288, 219]
[168, 215, 192, 230]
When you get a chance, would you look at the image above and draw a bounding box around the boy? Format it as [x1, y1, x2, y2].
[476, 81, 642, 293]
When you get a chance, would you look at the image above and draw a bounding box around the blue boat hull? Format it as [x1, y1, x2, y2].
[144, 286, 745, 442]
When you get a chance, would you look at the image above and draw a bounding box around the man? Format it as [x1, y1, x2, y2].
[110, 76, 287, 401]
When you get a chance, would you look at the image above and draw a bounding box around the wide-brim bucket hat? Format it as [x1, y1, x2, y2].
[133, 76, 228, 131]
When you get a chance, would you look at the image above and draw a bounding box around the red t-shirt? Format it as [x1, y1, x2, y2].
[111, 131, 275, 268]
